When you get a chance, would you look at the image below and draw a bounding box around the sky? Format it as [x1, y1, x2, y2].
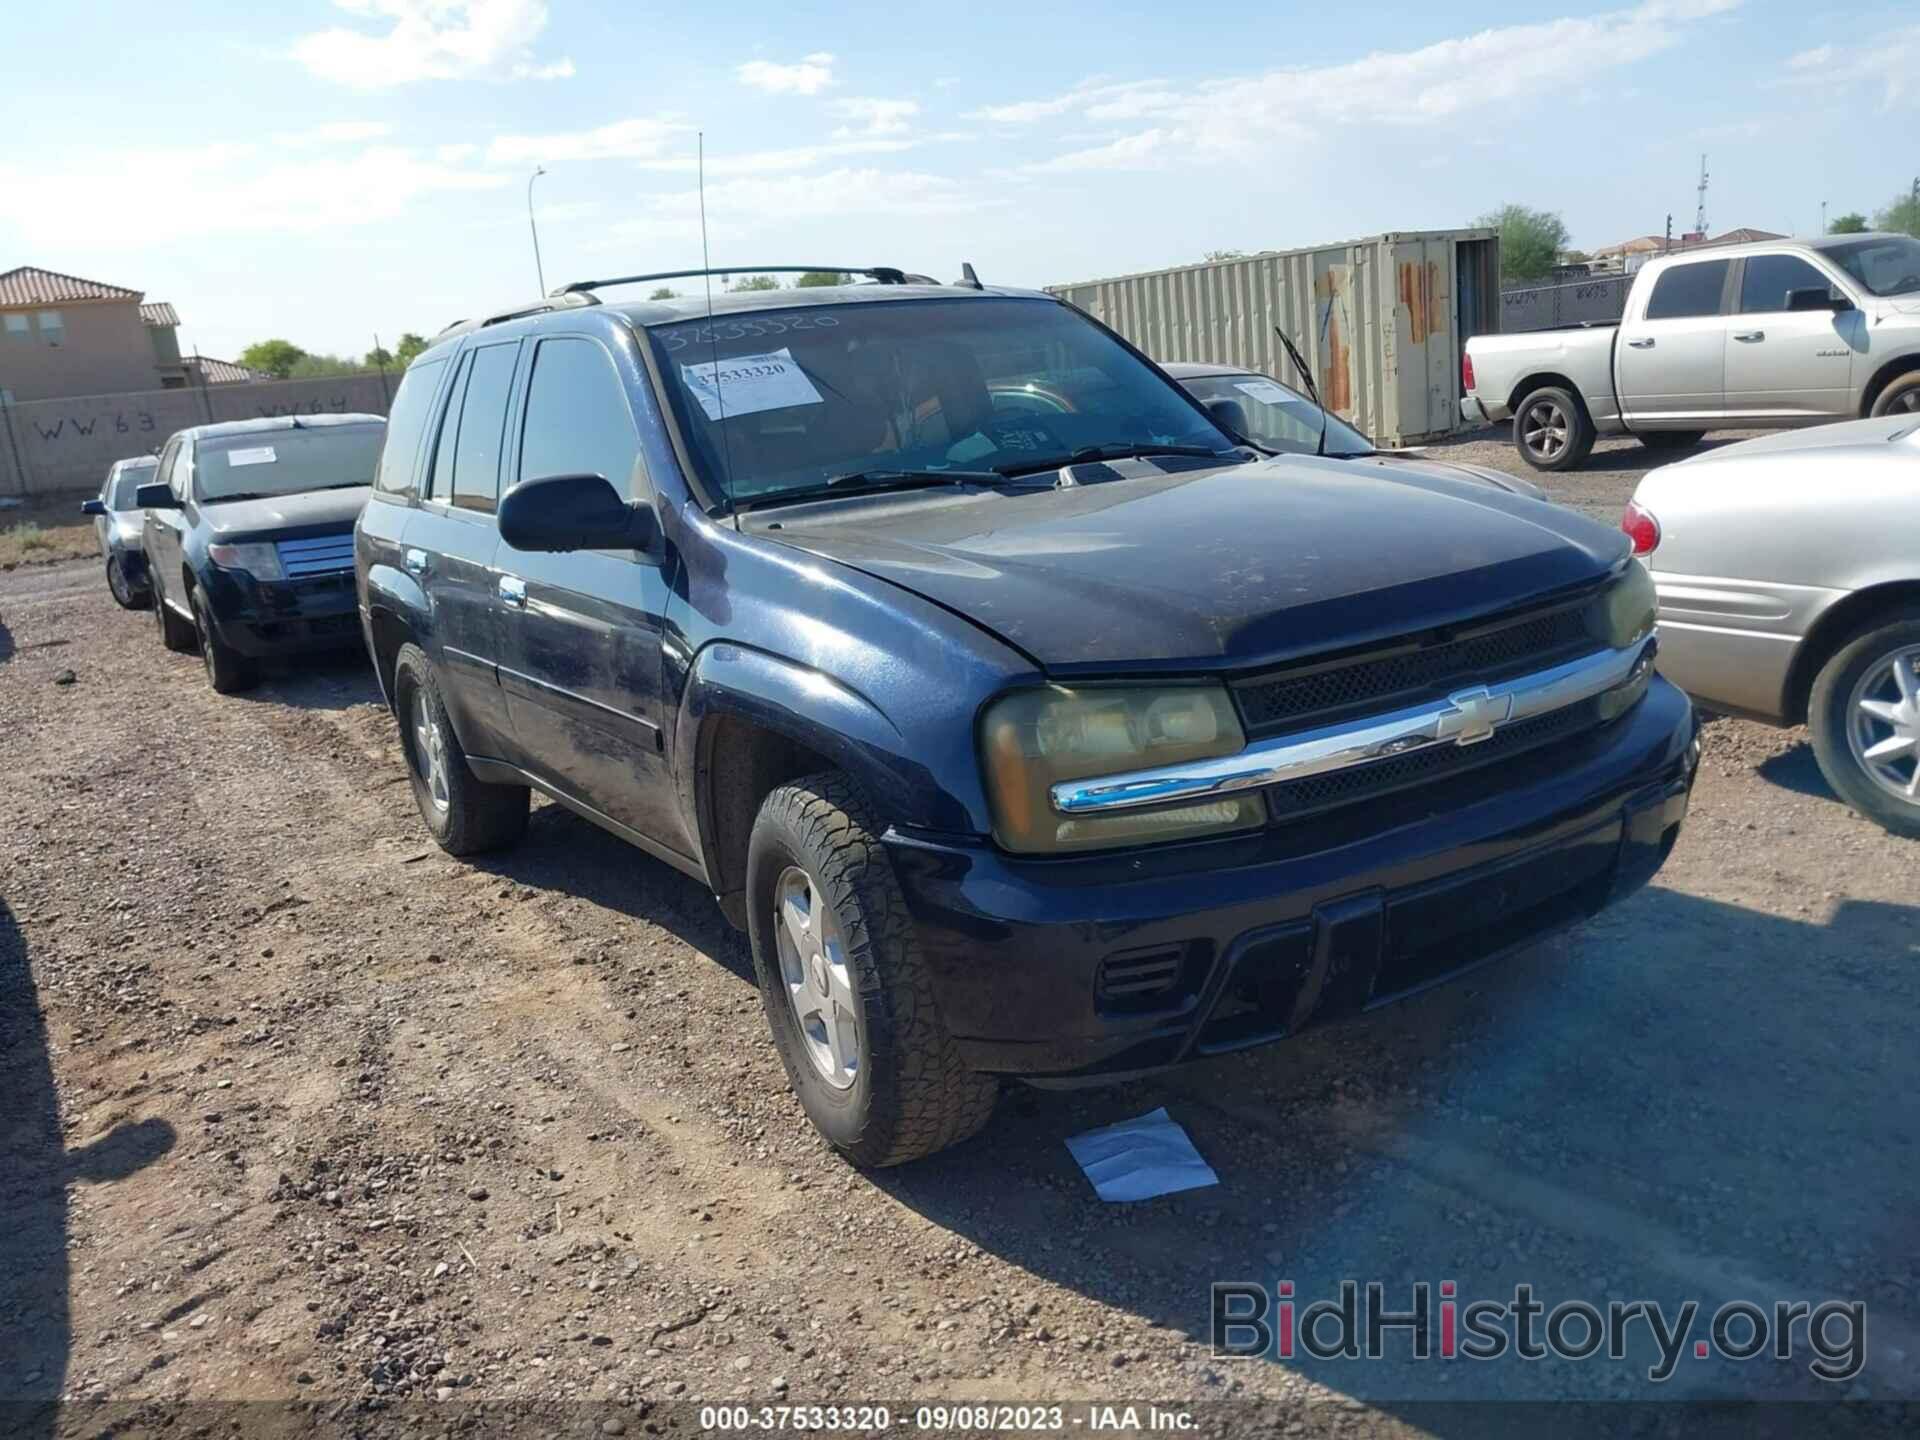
[2, 0, 1914, 363]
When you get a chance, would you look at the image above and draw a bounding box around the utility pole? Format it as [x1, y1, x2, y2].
[527, 166, 549, 297]
[1664, 214, 1673, 253]
[1821, 200, 1828, 235]
[1695, 154, 1709, 238]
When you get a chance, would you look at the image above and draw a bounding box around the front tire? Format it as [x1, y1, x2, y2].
[391, 643, 528, 854]
[1808, 609, 1920, 838]
[1513, 386, 1595, 471]
[106, 554, 148, 610]
[192, 589, 256, 694]
[1869, 370, 1920, 418]
[746, 772, 998, 1167]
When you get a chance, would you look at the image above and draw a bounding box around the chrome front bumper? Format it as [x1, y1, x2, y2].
[1052, 637, 1657, 817]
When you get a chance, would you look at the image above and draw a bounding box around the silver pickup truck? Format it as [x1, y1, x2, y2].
[1464, 232, 1920, 471]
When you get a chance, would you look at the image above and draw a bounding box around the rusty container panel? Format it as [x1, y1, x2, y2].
[1047, 228, 1497, 446]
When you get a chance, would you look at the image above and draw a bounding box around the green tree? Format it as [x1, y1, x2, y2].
[1830, 212, 1869, 235]
[1873, 191, 1920, 238]
[394, 333, 429, 367]
[365, 344, 394, 369]
[239, 339, 308, 380]
[1475, 203, 1572, 282]
[726, 274, 781, 292]
[794, 271, 849, 287]
[287, 353, 361, 378]
[647, 286, 679, 300]
[1202, 249, 1247, 263]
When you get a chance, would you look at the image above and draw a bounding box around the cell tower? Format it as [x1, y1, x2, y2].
[1695, 154, 1709, 237]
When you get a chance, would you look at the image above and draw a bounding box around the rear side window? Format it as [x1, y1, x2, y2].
[376, 355, 447, 494]
[1739, 255, 1833, 314]
[519, 337, 648, 498]
[1644, 260, 1730, 320]
[451, 343, 519, 513]
[426, 352, 470, 502]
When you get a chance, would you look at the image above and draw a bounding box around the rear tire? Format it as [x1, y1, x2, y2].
[1869, 370, 1920, 418]
[1638, 429, 1704, 452]
[192, 589, 256, 694]
[1512, 386, 1595, 471]
[1808, 609, 1920, 839]
[391, 643, 529, 855]
[151, 576, 198, 653]
[746, 771, 998, 1167]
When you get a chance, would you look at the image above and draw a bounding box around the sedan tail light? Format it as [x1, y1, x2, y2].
[1461, 351, 1476, 393]
[1621, 500, 1660, 556]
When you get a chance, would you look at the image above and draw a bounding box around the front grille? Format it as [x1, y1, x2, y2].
[275, 533, 355, 578]
[1234, 601, 1596, 737]
[1264, 699, 1602, 821]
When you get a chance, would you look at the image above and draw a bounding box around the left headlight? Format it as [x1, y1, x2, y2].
[207, 542, 285, 581]
[1589, 558, 1657, 650]
[979, 684, 1267, 854]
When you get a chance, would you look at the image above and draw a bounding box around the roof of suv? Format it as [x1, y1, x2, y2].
[179, 413, 386, 442]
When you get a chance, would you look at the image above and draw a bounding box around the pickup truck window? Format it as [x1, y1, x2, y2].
[1825, 236, 1920, 298]
[376, 355, 448, 495]
[1739, 255, 1833, 314]
[646, 297, 1231, 506]
[520, 337, 647, 499]
[450, 343, 519, 514]
[1644, 260, 1730, 320]
[196, 426, 385, 503]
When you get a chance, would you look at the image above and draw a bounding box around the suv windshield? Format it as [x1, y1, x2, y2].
[195, 424, 385, 503]
[645, 297, 1236, 505]
[1825, 236, 1920, 298]
[1178, 373, 1373, 457]
[108, 459, 157, 509]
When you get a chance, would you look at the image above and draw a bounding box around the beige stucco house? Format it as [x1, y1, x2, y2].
[0, 266, 191, 402]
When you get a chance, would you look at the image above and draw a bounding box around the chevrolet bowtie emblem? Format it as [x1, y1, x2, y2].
[1437, 685, 1514, 746]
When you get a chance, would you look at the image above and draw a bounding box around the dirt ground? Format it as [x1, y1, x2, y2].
[4, 431, 1918, 1437]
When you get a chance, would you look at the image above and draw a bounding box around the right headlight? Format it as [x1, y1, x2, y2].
[979, 684, 1266, 855]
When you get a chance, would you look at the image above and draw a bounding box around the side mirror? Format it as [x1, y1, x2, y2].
[498, 473, 661, 555]
[1787, 287, 1852, 314]
[134, 482, 179, 509]
[80, 498, 107, 516]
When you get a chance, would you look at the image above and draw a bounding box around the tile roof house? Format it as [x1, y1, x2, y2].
[0, 266, 190, 402]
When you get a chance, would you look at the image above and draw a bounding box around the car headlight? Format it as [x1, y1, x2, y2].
[980, 685, 1266, 854]
[1588, 558, 1656, 649]
[207, 542, 285, 581]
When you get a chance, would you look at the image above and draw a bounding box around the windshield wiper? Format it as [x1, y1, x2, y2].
[736, 468, 1005, 513]
[1272, 324, 1330, 458]
[995, 443, 1237, 478]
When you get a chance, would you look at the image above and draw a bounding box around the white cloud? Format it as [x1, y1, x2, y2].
[829, 97, 919, 138]
[271, 120, 393, 146]
[601, 167, 983, 249]
[988, 0, 1743, 172]
[736, 52, 835, 95]
[292, 0, 571, 89]
[487, 116, 688, 167]
[1783, 25, 1916, 108]
[1786, 43, 1833, 69]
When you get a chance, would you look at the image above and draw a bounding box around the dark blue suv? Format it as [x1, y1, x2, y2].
[355, 268, 1698, 1166]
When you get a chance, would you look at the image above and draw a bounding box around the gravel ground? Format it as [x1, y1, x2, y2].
[4, 436, 1918, 1436]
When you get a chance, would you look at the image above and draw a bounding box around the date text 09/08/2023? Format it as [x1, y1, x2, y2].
[697, 1403, 1199, 1432]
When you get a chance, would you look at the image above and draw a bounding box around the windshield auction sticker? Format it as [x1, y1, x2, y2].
[224, 446, 278, 467]
[680, 348, 824, 422]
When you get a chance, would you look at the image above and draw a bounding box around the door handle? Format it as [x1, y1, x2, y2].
[1626, 338, 1655, 349]
[498, 575, 527, 607]
[404, 547, 429, 576]
[1733, 330, 1765, 342]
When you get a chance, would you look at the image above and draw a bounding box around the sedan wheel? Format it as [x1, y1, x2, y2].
[410, 686, 452, 817]
[106, 556, 133, 607]
[773, 864, 861, 1090]
[1846, 646, 1920, 802]
[1810, 611, 1920, 839]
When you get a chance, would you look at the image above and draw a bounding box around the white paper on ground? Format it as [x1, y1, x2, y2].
[1065, 1107, 1219, 1202]
[679, 348, 824, 422]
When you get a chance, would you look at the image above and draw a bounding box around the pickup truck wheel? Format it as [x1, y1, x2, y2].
[1513, 386, 1594, 472]
[1870, 371, 1920, 417]
[151, 578, 198, 653]
[1638, 430, 1704, 452]
[746, 771, 998, 1167]
[392, 643, 529, 854]
[1809, 611, 1920, 839]
[191, 589, 256, 694]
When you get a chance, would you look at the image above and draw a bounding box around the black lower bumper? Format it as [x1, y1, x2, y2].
[887, 677, 1697, 1081]
[205, 574, 360, 658]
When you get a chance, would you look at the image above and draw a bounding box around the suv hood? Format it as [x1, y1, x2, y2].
[758, 458, 1626, 672]
[199, 486, 371, 542]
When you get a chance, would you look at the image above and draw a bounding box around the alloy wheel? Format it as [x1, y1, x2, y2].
[410, 688, 451, 816]
[1521, 398, 1569, 462]
[1846, 645, 1920, 804]
[773, 864, 860, 1090]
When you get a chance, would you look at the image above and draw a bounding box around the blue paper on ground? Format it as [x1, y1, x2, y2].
[1064, 1106, 1220, 1202]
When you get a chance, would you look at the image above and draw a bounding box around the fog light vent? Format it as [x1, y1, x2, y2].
[1096, 945, 1187, 1010]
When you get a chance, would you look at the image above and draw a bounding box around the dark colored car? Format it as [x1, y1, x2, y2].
[1165, 361, 1548, 500]
[142, 414, 385, 692]
[80, 455, 160, 608]
[356, 269, 1698, 1167]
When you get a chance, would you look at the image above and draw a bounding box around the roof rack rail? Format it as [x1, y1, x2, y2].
[554, 266, 929, 295]
[435, 290, 601, 338]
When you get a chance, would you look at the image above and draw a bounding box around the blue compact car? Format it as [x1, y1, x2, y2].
[356, 267, 1698, 1166]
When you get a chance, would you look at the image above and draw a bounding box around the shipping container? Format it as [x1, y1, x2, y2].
[1048, 229, 1501, 446]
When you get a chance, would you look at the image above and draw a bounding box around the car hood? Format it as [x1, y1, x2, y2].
[1344, 451, 1547, 501]
[756, 458, 1626, 672]
[197, 486, 372, 541]
[1663, 415, 1919, 468]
